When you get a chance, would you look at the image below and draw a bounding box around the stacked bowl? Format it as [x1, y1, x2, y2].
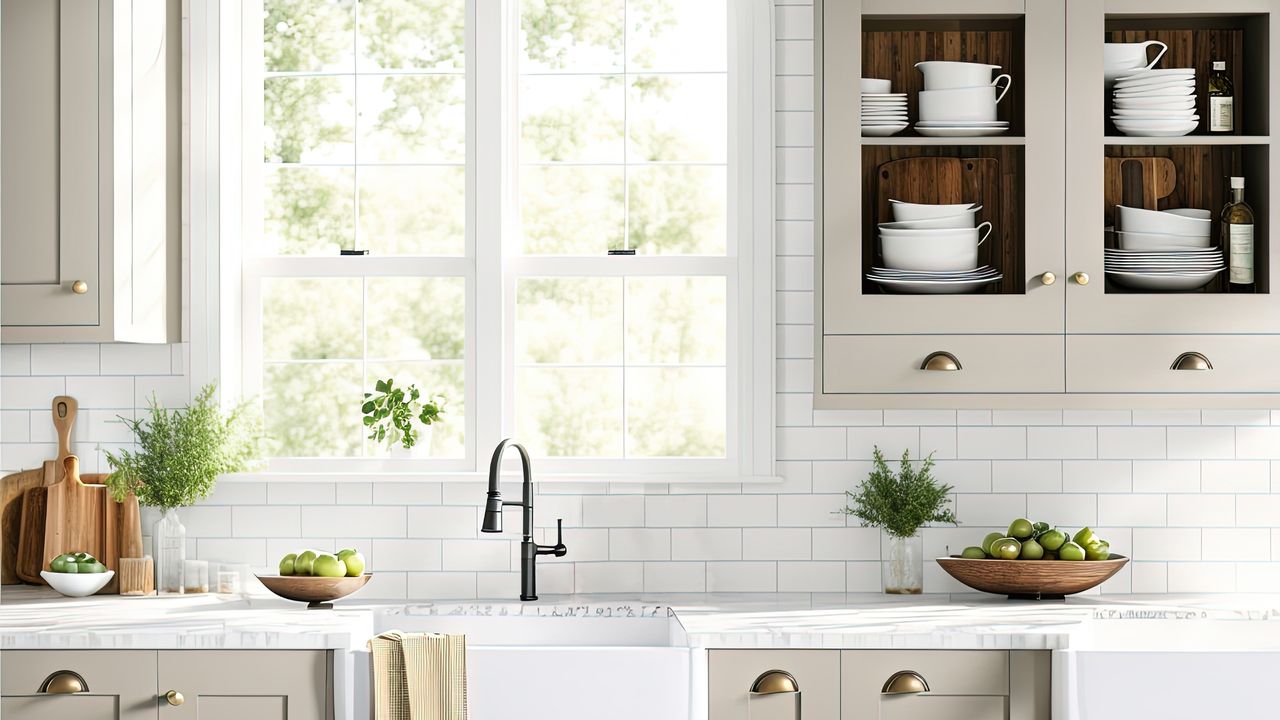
[867, 201, 1003, 294]
[1106, 206, 1223, 291]
[914, 61, 1012, 137]
[861, 78, 908, 136]
[1111, 68, 1198, 137]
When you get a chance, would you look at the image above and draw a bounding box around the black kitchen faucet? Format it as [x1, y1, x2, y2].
[480, 439, 567, 601]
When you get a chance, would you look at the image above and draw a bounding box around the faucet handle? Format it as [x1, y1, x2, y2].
[553, 518, 567, 557]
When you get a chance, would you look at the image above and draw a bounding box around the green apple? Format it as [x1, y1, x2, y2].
[279, 553, 297, 576]
[960, 546, 988, 559]
[1085, 540, 1111, 561]
[1073, 527, 1095, 547]
[50, 554, 73, 573]
[60, 561, 80, 574]
[342, 551, 366, 577]
[992, 537, 1022, 560]
[1031, 521, 1050, 538]
[1020, 538, 1045, 560]
[981, 532, 1005, 555]
[1059, 541, 1087, 561]
[1007, 518, 1034, 541]
[337, 548, 357, 561]
[1039, 528, 1067, 552]
[295, 550, 318, 576]
[81, 562, 107, 574]
[313, 553, 345, 578]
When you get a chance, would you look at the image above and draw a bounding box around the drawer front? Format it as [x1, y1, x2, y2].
[882, 695, 1007, 720]
[1, 650, 157, 720]
[841, 651, 1009, 697]
[1, 696, 122, 720]
[824, 336, 1065, 394]
[708, 650, 840, 720]
[1067, 335, 1280, 394]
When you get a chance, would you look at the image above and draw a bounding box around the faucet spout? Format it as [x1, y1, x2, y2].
[481, 438, 531, 534]
[479, 439, 566, 601]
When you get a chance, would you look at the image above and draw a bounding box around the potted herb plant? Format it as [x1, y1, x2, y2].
[362, 378, 446, 457]
[104, 384, 262, 593]
[839, 447, 957, 594]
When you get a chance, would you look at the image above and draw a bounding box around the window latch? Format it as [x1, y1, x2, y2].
[607, 249, 636, 256]
[340, 249, 370, 256]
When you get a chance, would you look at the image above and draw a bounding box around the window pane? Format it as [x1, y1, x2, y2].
[264, 76, 355, 163]
[626, 277, 726, 364]
[365, 277, 466, 360]
[264, 166, 355, 255]
[520, 75, 623, 163]
[357, 75, 466, 163]
[516, 278, 622, 364]
[519, 166, 623, 254]
[264, 0, 354, 73]
[357, 0, 465, 72]
[265, 362, 363, 457]
[627, 0, 727, 73]
[626, 368, 725, 457]
[628, 74, 727, 163]
[520, 0, 623, 73]
[358, 167, 465, 255]
[517, 367, 623, 457]
[262, 278, 363, 360]
[628, 165, 727, 254]
[366, 361, 465, 458]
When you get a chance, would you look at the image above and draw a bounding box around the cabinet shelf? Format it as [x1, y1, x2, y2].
[1105, 135, 1270, 145]
[861, 136, 1028, 146]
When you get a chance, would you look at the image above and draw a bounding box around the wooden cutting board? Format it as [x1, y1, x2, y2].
[3, 395, 79, 584]
[874, 156, 1003, 269]
[15, 484, 48, 583]
[41, 456, 119, 593]
[1104, 156, 1177, 226]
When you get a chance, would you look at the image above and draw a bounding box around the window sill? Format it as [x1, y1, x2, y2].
[218, 471, 782, 485]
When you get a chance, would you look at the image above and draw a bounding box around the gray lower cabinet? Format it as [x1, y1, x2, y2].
[708, 649, 1050, 720]
[0, 650, 332, 719]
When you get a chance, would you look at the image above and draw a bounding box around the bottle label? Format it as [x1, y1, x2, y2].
[1210, 96, 1234, 132]
[1229, 224, 1254, 284]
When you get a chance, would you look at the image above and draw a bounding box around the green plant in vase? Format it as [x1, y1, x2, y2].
[362, 378, 446, 453]
[839, 446, 957, 594]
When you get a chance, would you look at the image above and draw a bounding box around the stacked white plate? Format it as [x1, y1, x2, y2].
[861, 87, 908, 136]
[866, 200, 1003, 294]
[1106, 205, 1222, 290]
[867, 266, 1004, 294]
[1111, 68, 1198, 137]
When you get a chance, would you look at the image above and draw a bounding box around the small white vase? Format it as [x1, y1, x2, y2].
[154, 508, 186, 594]
[883, 532, 923, 594]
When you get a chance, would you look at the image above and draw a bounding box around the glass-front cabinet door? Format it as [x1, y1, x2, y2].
[818, 0, 1067, 401]
[1065, 0, 1280, 394]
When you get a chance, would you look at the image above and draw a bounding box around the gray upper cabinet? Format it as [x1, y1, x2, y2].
[1, 0, 180, 344]
[816, 0, 1280, 407]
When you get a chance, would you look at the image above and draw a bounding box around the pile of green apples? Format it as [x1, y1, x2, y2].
[960, 518, 1112, 561]
[49, 551, 108, 574]
[278, 548, 366, 578]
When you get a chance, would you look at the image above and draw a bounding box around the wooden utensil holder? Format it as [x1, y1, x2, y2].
[119, 557, 155, 596]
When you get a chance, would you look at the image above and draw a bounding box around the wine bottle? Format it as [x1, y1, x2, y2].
[1208, 60, 1234, 133]
[1222, 176, 1255, 292]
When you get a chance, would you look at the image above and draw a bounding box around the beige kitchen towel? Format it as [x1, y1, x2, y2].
[369, 630, 468, 720]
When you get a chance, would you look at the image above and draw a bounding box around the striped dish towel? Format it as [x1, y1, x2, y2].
[369, 631, 468, 720]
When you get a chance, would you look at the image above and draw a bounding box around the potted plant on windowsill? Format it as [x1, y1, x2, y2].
[839, 447, 957, 594]
[362, 378, 446, 458]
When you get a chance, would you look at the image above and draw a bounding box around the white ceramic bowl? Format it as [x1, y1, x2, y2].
[1115, 230, 1212, 250]
[41, 570, 115, 597]
[914, 61, 1001, 90]
[1116, 206, 1211, 236]
[918, 80, 1011, 123]
[889, 199, 979, 221]
[879, 223, 992, 272]
[860, 78, 892, 93]
[1103, 41, 1167, 81]
[878, 211, 980, 230]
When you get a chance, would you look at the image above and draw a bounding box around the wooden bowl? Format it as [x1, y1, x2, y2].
[935, 555, 1129, 599]
[255, 573, 372, 609]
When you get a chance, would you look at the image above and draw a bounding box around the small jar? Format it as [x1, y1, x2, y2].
[184, 560, 210, 594]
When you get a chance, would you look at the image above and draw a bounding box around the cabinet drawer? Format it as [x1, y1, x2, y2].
[1, 650, 157, 720]
[1067, 335, 1280, 394]
[2, 696, 121, 720]
[842, 650, 1009, 696]
[708, 650, 840, 720]
[824, 336, 1064, 394]
[882, 695, 1006, 720]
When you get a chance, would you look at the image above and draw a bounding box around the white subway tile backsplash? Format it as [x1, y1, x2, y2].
[1063, 410, 1131, 426]
[776, 113, 815, 148]
[1130, 562, 1168, 593]
[582, 496, 645, 527]
[1098, 495, 1165, 527]
[1132, 461, 1200, 492]
[742, 528, 810, 560]
[0, 345, 31, 375]
[609, 528, 671, 561]
[956, 494, 1027, 526]
[1098, 427, 1165, 459]
[920, 427, 957, 460]
[811, 461, 867, 493]
[2, 377, 67, 409]
[407, 507, 479, 538]
[134, 375, 191, 409]
[268, 482, 336, 505]
[884, 410, 955, 426]
[777, 393, 814, 427]
[1167, 494, 1235, 527]
[778, 427, 845, 460]
[300, 506, 406, 538]
[776, 360, 815, 394]
[574, 563, 643, 594]
[197, 539, 266, 567]
[232, 506, 301, 538]
[1236, 495, 1280, 526]
[1235, 563, 1280, 592]
[777, 324, 814, 359]
[1201, 410, 1269, 426]
[812, 409, 882, 427]
[776, 183, 814, 219]
[957, 410, 993, 426]
[847, 427, 920, 459]
[1236, 427, 1280, 459]
[1132, 410, 1200, 426]
[1168, 562, 1234, 593]
[777, 291, 814, 324]
[1, 411, 29, 443]
[778, 561, 844, 592]
[993, 460, 1062, 493]
[707, 562, 777, 592]
[672, 528, 741, 561]
[1063, 461, 1131, 493]
[776, 148, 814, 185]
[1166, 427, 1235, 460]
[644, 562, 706, 593]
[372, 482, 443, 505]
[812, 527, 879, 561]
[776, 256, 813, 292]
[756, 461, 813, 495]
[708, 495, 777, 527]
[957, 427, 1026, 459]
[1201, 460, 1269, 493]
[441, 539, 512, 572]
[372, 539, 444, 571]
[846, 561, 880, 592]
[336, 483, 373, 504]
[1133, 528, 1201, 561]
[30, 345, 99, 375]
[993, 410, 1062, 426]
[1026, 494, 1097, 527]
[933, 461, 992, 493]
[777, 494, 845, 527]
[1202, 529, 1271, 561]
[1027, 427, 1096, 459]
[775, 5, 813, 40]
[99, 344, 173, 375]
[645, 496, 707, 527]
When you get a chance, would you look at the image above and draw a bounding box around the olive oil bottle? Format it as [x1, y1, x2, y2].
[1222, 176, 1255, 292]
[1208, 60, 1234, 133]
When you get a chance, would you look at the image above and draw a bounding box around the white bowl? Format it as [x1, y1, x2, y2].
[1114, 230, 1212, 250]
[918, 80, 1011, 123]
[41, 570, 115, 597]
[880, 223, 992, 272]
[1103, 41, 1167, 81]
[860, 78, 892, 93]
[861, 122, 908, 137]
[890, 199, 979, 221]
[1116, 206, 1212, 236]
[878, 210, 981, 230]
[914, 61, 1001, 90]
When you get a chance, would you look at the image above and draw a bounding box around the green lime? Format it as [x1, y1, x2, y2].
[1039, 528, 1067, 552]
[960, 546, 988, 559]
[992, 538, 1022, 560]
[1059, 541, 1086, 561]
[1073, 527, 1095, 547]
[1020, 538, 1045, 560]
[1007, 518, 1034, 540]
[981, 532, 1004, 555]
[1085, 540, 1111, 561]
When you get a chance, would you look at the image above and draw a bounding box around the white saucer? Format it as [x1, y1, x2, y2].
[861, 122, 908, 136]
[914, 126, 1010, 137]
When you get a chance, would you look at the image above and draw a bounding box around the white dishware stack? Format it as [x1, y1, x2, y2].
[913, 61, 1012, 137]
[1103, 40, 1168, 84]
[1111, 67, 1199, 137]
[860, 77, 908, 137]
[866, 200, 1004, 294]
[1105, 206, 1223, 291]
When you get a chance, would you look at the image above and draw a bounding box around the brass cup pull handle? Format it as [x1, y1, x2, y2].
[1072, 272, 1089, 286]
[750, 669, 799, 694]
[1171, 351, 1213, 371]
[920, 351, 962, 372]
[165, 690, 185, 706]
[882, 670, 929, 695]
[39, 670, 88, 694]
[71, 280, 89, 294]
[1040, 271, 1056, 286]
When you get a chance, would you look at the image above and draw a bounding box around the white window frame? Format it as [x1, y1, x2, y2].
[209, 0, 775, 482]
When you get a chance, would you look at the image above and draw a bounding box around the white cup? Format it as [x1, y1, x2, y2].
[914, 61, 1002, 90]
[1103, 41, 1167, 81]
[918, 76, 1011, 123]
[861, 78, 892, 94]
[879, 222, 992, 272]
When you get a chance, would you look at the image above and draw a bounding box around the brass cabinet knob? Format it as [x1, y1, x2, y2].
[71, 280, 89, 294]
[1040, 272, 1056, 286]
[1171, 352, 1213, 371]
[1072, 272, 1089, 286]
[882, 670, 929, 695]
[920, 351, 962, 372]
[39, 670, 88, 694]
[165, 690, 185, 706]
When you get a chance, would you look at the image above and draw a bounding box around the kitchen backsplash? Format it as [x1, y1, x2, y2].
[4, 0, 1280, 598]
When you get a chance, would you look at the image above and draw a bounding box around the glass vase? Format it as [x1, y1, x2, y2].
[154, 508, 186, 594]
[882, 532, 923, 594]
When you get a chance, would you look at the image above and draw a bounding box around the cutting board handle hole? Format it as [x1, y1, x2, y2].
[56, 402, 67, 419]
[881, 170, 890, 179]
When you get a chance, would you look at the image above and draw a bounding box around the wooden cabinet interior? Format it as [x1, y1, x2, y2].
[861, 145, 1026, 294]
[862, 17, 1026, 137]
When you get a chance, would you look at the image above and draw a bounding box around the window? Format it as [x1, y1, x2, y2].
[237, 0, 773, 479]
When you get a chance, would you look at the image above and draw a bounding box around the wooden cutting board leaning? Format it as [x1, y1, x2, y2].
[43, 455, 120, 594]
[5, 396, 79, 584]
